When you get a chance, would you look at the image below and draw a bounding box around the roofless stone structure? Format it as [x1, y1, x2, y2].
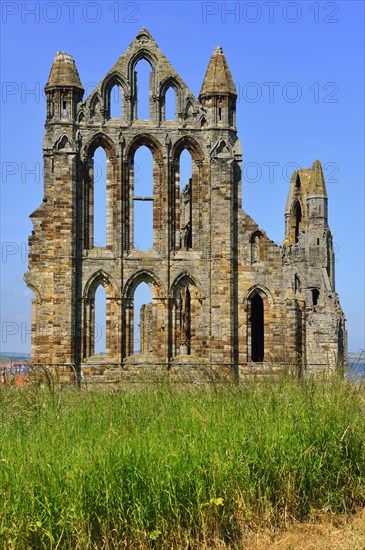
[25, 29, 347, 384]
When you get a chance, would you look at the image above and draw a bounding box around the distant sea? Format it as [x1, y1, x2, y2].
[0, 351, 30, 359]
[348, 356, 365, 382]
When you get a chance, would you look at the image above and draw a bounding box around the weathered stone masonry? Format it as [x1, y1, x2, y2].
[25, 29, 347, 382]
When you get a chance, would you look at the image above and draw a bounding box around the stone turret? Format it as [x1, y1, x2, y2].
[308, 160, 327, 196]
[307, 160, 328, 226]
[284, 168, 309, 245]
[282, 159, 345, 370]
[284, 160, 329, 245]
[199, 46, 237, 128]
[45, 51, 84, 123]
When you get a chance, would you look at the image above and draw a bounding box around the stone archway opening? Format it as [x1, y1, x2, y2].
[123, 272, 164, 360]
[82, 272, 119, 361]
[171, 276, 205, 358]
[133, 282, 153, 354]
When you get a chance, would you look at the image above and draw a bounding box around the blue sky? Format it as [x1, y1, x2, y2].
[1, 0, 364, 353]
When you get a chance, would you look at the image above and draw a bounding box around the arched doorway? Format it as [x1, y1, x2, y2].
[251, 293, 264, 362]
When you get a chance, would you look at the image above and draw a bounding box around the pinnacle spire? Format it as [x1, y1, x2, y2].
[137, 27, 153, 38]
[45, 51, 83, 90]
[309, 160, 327, 196]
[199, 46, 237, 98]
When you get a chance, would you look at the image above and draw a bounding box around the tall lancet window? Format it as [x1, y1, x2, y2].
[178, 149, 193, 250]
[94, 284, 106, 355]
[294, 202, 302, 244]
[110, 85, 122, 118]
[135, 59, 152, 120]
[164, 86, 176, 120]
[93, 147, 107, 248]
[251, 294, 264, 362]
[133, 146, 153, 250]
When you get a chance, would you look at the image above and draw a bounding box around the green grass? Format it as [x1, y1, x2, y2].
[1, 376, 365, 549]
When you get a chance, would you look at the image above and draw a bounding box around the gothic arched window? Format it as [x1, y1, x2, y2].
[178, 149, 193, 250]
[135, 59, 152, 120]
[93, 146, 107, 248]
[294, 202, 302, 244]
[164, 86, 176, 120]
[133, 146, 154, 251]
[109, 84, 122, 118]
[94, 284, 106, 355]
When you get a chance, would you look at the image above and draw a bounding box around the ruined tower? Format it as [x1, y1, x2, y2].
[25, 29, 347, 382]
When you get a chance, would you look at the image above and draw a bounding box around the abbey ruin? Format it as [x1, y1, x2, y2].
[25, 29, 347, 383]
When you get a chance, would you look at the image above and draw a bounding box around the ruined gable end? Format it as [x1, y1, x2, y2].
[25, 29, 347, 383]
